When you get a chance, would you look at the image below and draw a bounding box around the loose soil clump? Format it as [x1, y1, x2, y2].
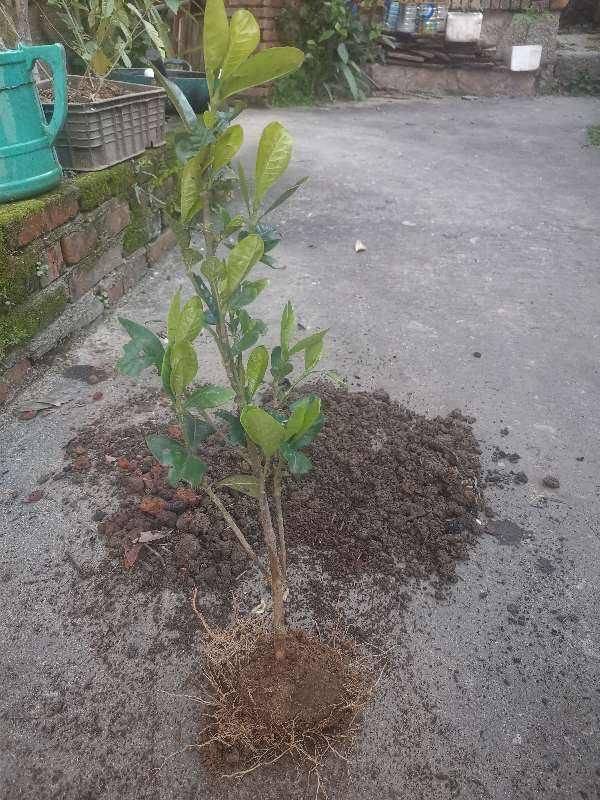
[195, 614, 373, 779]
[65, 384, 484, 601]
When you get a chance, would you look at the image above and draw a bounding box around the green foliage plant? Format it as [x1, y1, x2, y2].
[278, 0, 385, 101]
[116, 0, 332, 661]
[44, 0, 184, 90]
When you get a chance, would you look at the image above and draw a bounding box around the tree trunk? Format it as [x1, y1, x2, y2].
[15, 0, 31, 44]
[257, 489, 287, 660]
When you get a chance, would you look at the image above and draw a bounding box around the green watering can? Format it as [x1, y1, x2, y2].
[0, 44, 67, 203]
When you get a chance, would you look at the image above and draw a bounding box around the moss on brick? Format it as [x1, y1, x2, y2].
[0, 184, 76, 254]
[0, 284, 68, 362]
[75, 163, 135, 212]
[587, 125, 600, 147]
[122, 200, 153, 256]
[0, 244, 42, 309]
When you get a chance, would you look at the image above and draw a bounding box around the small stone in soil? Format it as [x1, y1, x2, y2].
[500, 427, 509, 436]
[18, 410, 37, 421]
[576, 456, 584, 462]
[542, 475, 560, 489]
[472, 351, 482, 358]
[24, 489, 45, 503]
[513, 471, 528, 484]
[92, 510, 106, 522]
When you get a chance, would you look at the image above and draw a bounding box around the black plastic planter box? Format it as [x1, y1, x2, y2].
[40, 76, 166, 172]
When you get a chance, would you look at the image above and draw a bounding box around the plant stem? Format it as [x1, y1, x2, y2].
[204, 485, 266, 575]
[273, 457, 287, 581]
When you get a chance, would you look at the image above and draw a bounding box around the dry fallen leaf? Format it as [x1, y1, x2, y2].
[24, 489, 45, 503]
[92, 391, 103, 401]
[123, 542, 142, 569]
[354, 240, 366, 253]
[136, 530, 168, 544]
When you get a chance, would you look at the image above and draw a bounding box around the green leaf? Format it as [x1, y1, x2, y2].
[181, 151, 208, 223]
[146, 434, 184, 467]
[280, 301, 295, 356]
[260, 176, 309, 218]
[150, 68, 196, 131]
[225, 234, 264, 297]
[229, 278, 269, 309]
[161, 345, 174, 398]
[200, 256, 225, 283]
[285, 395, 321, 441]
[167, 291, 182, 343]
[304, 337, 323, 370]
[117, 317, 165, 374]
[270, 345, 293, 380]
[182, 413, 214, 447]
[254, 121, 293, 207]
[177, 296, 204, 342]
[186, 384, 235, 409]
[231, 325, 264, 356]
[240, 405, 286, 458]
[175, 123, 215, 164]
[289, 413, 324, 450]
[176, 453, 207, 487]
[170, 341, 198, 395]
[337, 41, 349, 64]
[279, 442, 312, 475]
[289, 329, 327, 357]
[203, 0, 229, 78]
[217, 474, 259, 498]
[216, 410, 246, 445]
[220, 10, 260, 80]
[246, 345, 268, 398]
[225, 214, 245, 234]
[340, 62, 359, 101]
[219, 47, 304, 100]
[212, 124, 243, 172]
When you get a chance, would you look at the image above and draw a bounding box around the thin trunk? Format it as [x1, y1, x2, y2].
[273, 458, 287, 581]
[204, 486, 266, 576]
[257, 487, 286, 661]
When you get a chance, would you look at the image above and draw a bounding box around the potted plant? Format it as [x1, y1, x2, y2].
[37, 0, 178, 171]
[114, 0, 374, 776]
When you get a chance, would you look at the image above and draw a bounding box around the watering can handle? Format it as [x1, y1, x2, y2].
[25, 44, 68, 145]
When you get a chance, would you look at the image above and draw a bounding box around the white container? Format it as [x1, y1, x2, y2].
[510, 44, 543, 72]
[445, 12, 483, 43]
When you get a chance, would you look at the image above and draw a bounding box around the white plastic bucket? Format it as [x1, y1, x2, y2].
[445, 12, 483, 43]
[510, 44, 543, 72]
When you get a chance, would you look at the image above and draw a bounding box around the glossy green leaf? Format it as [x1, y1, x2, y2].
[289, 413, 324, 450]
[285, 395, 321, 440]
[337, 41, 349, 64]
[181, 150, 208, 223]
[279, 442, 312, 475]
[254, 121, 293, 207]
[216, 410, 246, 445]
[146, 433, 206, 485]
[220, 10, 260, 80]
[237, 161, 251, 214]
[341, 62, 359, 101]
[203, 0, 229, 78]
[280, 301, 295, 355]
[182, 413, 214, 448]
[260, 176, 308, 218]
[186, 384, 235, 409]
[117, 317, 165, 374]
[170, 341, 198, 395]
[246, 345, 268, 398]
[174, 123, 215, 163]
[225, 214, 245, 234]
[178, 296, 204, 342]
[201, 256, 225, 283]
[167, 291, 182, 343]
[219, 47, 304, 100]
[289, 329, 327, 357]
[225, 234, 264, 296]
[146, 434, 184, 467]
[229, 278, 269, 309]
[304, 337, 323, 370]
[161, 345, 174, 398]
[240, 404, 286, 458]
[150, 68, 196, 131]
[270, 345, 293, 380]
[217, 474, 259, 498]
[212, 125, 243, 172]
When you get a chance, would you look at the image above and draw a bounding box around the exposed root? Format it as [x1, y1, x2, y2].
[192, 613, 377, 793]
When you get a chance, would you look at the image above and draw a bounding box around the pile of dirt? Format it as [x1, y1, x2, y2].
[38, 78, 131, 105]
[65, 384, 484, 599]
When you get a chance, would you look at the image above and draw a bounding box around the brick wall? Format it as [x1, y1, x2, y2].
[0, 145, 176, 404]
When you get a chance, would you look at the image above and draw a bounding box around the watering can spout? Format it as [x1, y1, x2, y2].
[0, 43, 68, 203]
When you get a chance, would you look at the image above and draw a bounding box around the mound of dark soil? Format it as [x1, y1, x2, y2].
[65, 384, 484, 599]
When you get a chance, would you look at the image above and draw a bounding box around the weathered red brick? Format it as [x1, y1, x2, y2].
[0, 357, 32, 404]
[68, 245, 122, 299]
[146, 228, 176, 265]
[18, 211, 49, 247]
[98, 272, 125, 305]
[102, 199, 131, 237]
[46, 196, 79, 231]
[61, 226, 99, 265]
[42, 242, 64, 285]
[122, 250, 148, 292]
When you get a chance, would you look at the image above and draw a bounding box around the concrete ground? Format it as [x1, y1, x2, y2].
[1, 96, 600, 800]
